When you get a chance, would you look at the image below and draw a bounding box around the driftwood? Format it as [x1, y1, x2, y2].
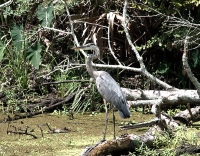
[80, 106, 200, 156]
[46, 123, 71, 133]
[0, 92, 76, 122]
[37, 123, 71, 137]
[7, 122, 37, 139]
[6, 121, 71, 139]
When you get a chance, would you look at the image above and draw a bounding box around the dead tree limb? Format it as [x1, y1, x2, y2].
[3, 91, 77, 121]
[120, 88, 200, 106]
[7, 123, 37, 139]
[182, 37, 200, 96]
[25, 91, 77, 117]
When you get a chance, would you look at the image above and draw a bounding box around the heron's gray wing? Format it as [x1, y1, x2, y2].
[96, 71, 130, 118]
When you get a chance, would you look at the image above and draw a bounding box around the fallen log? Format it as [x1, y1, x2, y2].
[120, 89, 200, 113]
[121, 88, 199, 101]
[80, 106, 200, 156]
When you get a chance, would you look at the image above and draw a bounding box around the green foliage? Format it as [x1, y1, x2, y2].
[1, 0, 40, 25]
[66, 0, 82, 8]
[2, 6, 13, 20]
[171, 126, 198, 147]
[8, 25, 27, 89]
[10, 24, 23, 52]
[10, 24, 42, 69]
[71, 89, 85, 112]
[37, 2, 54, 27]
[27, 41, 41, 69]
[157, 61, 171, 74]
[0, 41, 6, 62]
[167, 109, 181, 116]
[1, 0, 200, 114]
[54, 69, 89, 113]
[134, 142, 158, 156]
[4, 90, 20, 113]
[191, 49, 200, 68]
[0, 24, 42, 89]
[130, 126, 198, 156]
[138, 0, 200, 15]
[15, 0, 40, 16]
[153, 132, 171, 148]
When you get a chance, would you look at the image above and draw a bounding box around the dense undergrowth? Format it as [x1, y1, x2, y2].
[0, 3, 200, 155]
[0, 0, 200, 114]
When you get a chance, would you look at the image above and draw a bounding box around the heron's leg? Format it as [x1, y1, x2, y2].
[112, 108, 116, 140]
[103, 99, 108, 141]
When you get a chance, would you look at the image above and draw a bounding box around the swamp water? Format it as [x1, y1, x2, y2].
[0, 112, 154, 155]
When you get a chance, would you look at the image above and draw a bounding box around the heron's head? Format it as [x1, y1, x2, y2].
[72, 43, 99, 51]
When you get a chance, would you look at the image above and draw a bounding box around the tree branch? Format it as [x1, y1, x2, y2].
[107, 12, 122, 65]
[183, 37, 200, 96]
[0, 0, 13, 9]
[122, 0, 173, 89]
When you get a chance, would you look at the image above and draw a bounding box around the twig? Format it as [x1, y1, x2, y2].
[187, 103, 194, 119]
[43, 26, 72, 35]
[41, 80, 90, 85]
[46, 123, 53, 131]
[72, 20, 108, 29]
[61, 0, 87, 57]
[120, 119, 159, 130]
[46, 123, 71, 133]
[0, 0, 13, 9]
[107, 12, 122, 65]
[7, 124, 37, 139]
[37, 124, 44, 138]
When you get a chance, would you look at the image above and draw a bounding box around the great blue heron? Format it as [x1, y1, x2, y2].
[72, 43, 130, 140]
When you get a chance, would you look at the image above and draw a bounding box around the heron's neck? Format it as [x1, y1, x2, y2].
[86, 50, 100, 79]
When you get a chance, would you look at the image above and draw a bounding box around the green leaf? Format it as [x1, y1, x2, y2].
[173, 34, 181, 38]
[27, 41, 41, 69]
[37, 2, 54, 27]
[10, 24, 23, 52]
[191, 49, 199, 68]
[0, 41, 6, 62]
[158, 62, 170, 74]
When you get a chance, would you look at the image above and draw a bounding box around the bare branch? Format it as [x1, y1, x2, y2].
[120, 119, 159, 130]
[0, 0, 13, 9]
[122, 0, 173, 89]
[42, 80, 90, 85]
[182, 37, 200, 96]
[61, 0, 87, 58]
[107, 12, 122, 65]
[43, 26, 72, 35]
